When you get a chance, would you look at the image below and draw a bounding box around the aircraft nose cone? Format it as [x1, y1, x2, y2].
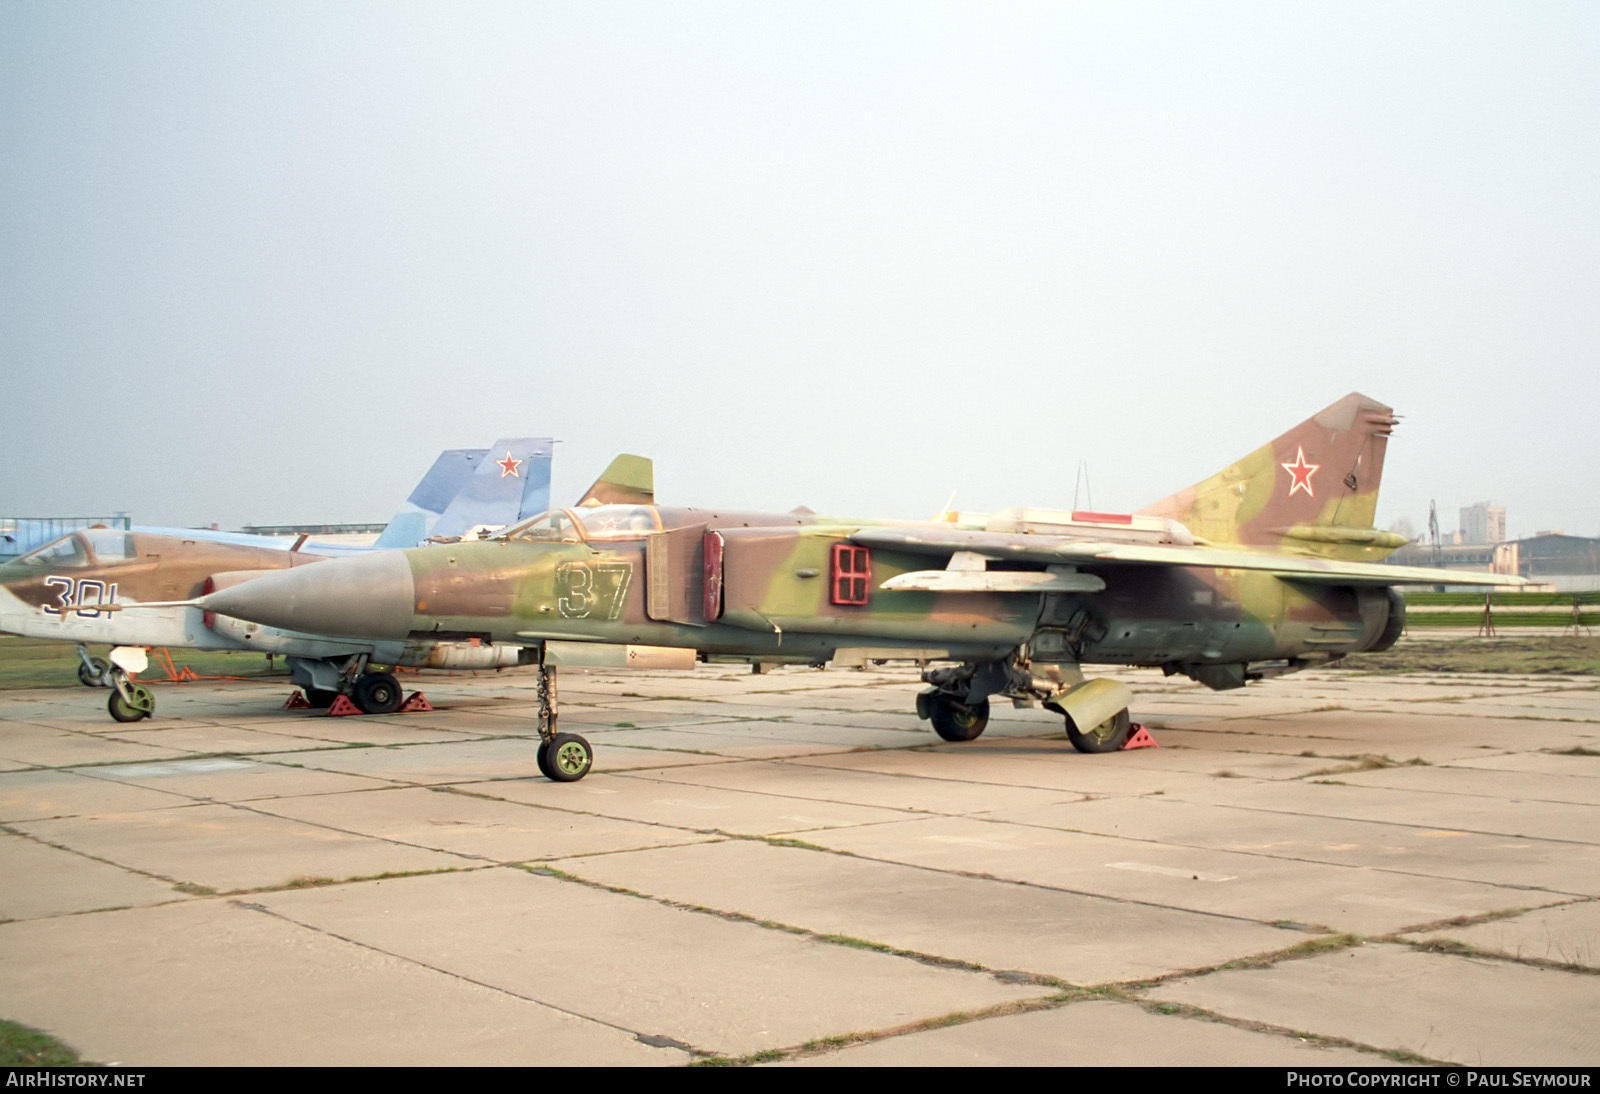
[201, 551, 416, 640]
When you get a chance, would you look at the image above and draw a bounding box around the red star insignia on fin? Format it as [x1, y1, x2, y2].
[1281, 447, 1319, 497]
[495, 452, 522, 478]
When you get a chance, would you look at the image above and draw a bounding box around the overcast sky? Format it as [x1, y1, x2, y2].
[3, 2, 1595, 539]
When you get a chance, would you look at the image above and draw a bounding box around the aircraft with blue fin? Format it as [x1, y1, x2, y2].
[0, 438, 555, 721]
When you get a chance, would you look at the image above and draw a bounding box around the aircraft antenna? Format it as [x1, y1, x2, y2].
[1072, 461, 1093, 512]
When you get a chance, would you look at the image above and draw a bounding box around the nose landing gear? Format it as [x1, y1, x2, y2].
[531, 660, 593, 782]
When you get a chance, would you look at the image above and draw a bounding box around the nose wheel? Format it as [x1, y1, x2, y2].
[538, 733, 594, 781]
[107, 673, 154, 722]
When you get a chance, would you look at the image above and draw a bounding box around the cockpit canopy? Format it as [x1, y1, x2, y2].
[499, 505, 661, 544]
[13, 528, 135, 568]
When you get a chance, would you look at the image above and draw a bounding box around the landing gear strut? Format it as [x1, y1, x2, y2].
[531, 658, 593, 782]
[917, 655, 1135, 755]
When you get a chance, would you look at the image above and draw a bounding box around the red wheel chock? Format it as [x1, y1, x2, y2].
[398, 691, 432, 712]
[289, 690, 431, 716]
[1121, 724, 1158, 750]
[326, 695, 364, 717]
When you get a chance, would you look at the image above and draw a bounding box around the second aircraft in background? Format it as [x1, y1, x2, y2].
[0, 438, 559, 721]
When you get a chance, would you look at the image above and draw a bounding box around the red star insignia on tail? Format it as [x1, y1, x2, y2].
[495, 452, 522, 478]
[1281, 447, 1319, 497]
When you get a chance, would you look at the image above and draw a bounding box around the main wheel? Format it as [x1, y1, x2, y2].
[1066, 707, 1131, 754]
[108, 688, 152, 723]
[536, 739, 554, 780]
[303, 688, 339, 709]
[78, 658, 109, 687]
[930, 695, 989, 741]
[352, 672, 402, 715]
[543, 733, 593, 782]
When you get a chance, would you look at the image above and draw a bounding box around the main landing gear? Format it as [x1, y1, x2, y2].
[927, 694, 989, 742]
[351, 671, 403, 715]
[532, 660, 593, 782]
[1060, 705, 1132, 754]
[917, 657, 1136, 754]
[288, 656, 406, 715]
[76, 649, 110, 688]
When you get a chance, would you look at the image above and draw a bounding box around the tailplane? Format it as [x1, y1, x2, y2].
[1138, 393, 1406, 561]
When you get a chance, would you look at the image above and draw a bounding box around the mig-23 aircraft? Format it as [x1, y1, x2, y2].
[196, 394, 1524, 782]
[0, 438, 555, 721]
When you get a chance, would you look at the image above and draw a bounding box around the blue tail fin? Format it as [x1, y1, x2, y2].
[374, 439, 554, 547]
[427, 438, 554, 540]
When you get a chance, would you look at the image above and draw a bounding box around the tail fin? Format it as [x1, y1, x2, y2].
[576, 454, 654, 507]
[1139, 393, 1406, 561]
[430, 438, 554, 538]
[374, 439, 554, 547]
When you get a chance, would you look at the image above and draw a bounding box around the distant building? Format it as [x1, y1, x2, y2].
[238, 522, 387, 548]
[1459, 502, 1506, 545]
[1517, 534, 1600, 591]
[1386, 532, 1600, 592]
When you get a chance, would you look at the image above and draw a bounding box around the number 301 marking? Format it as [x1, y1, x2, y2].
[42, 576, 117, 618]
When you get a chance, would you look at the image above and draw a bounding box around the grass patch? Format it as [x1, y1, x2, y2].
[241, 867, 465, 895]
[1400, 907, 1528, 935]
[1217, 933, 1363, 971]
[757, 836, 834, 853]
[0, 1019, 87, 1066]
[1412, 937, 1478, 956]
[815, 933, 893, 954]
[0, 635, 287, 691]
[1335, 636, 1600, 676]
[1303, 754, 1427, 778]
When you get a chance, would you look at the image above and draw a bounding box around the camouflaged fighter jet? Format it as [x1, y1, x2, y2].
[196, 394, 1524, 782]
[0, 439, 554, 721]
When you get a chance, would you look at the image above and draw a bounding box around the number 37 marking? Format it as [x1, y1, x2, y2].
[556, 562, 632, 620]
